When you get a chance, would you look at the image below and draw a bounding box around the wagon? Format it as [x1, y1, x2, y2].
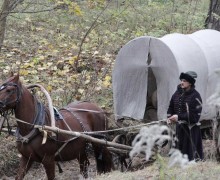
[112, 29, 220, 132]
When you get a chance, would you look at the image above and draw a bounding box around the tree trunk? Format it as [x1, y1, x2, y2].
[0, 0, 24, 52]
[205, 0, 220, 30]
[0, 0, 10, 52]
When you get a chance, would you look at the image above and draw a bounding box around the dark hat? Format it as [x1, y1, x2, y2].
[179, 71, 197, 85]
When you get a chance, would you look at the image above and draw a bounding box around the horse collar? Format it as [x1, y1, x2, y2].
[16, 99, 46, 143]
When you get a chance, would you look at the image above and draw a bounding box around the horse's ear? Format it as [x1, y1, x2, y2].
[12, 73, 20, 82]
[9, 71, 14, 77]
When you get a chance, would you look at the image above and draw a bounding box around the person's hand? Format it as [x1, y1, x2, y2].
[168, 115, 178, 123]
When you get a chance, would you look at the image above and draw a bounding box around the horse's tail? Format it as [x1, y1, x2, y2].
[92, 137, 113, 173]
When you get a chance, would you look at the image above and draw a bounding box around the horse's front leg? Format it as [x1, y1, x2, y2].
[16, 155, 33, 180]
[42, 155, 55, 180]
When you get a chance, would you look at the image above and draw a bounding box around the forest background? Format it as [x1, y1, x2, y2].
[0, 0, 220, 179]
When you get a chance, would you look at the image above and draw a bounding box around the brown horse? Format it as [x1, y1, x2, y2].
[0, 74, 113, 180]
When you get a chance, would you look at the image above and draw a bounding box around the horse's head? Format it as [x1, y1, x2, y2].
[0, 74, 22, 113]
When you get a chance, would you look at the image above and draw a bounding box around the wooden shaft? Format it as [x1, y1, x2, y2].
[36, 125, 133, 151]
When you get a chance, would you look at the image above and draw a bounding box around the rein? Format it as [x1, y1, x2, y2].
[0, 111, 13, 135]
[62, 107, 105, 114]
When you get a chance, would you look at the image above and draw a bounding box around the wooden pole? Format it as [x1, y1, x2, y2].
[1, 125, 133, 151]
[36, 125, 133, 151]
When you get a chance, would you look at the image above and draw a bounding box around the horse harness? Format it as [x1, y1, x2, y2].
[16, 97, 46, 143]
[55, 107, 91, 163]
[16, 101, 89, 143]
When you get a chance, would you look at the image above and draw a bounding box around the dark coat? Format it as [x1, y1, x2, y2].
[167, 85, 203, 161]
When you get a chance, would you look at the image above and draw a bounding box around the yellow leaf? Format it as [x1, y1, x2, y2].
[57, 71, 65, 76]
[105, 75, 111, 81]
[47, 62, 53, 67]
[85, 79, 90, 84]
[103, 81, 111, 87]
[47, 85, 52, 92]
[74, 5, 83, 16]
[70, 74, 77, 80]
[95, 86, 102, 91]
[69, 24, 75, 31]
[93, 51, 99, 55]
[69, 56, 78, 65]
[22, 62, 35, 68]
[39, 55, 45, 61]
[102, 75, 111, 87]
[20, 70, 29, 76]
[36, 27, 44, 31]
[38, 67, 47, 71]
[78, 89, 84, 94]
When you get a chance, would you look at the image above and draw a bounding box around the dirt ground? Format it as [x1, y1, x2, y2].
[0, 127, 157, 180]
[0, 138, 99, 180]
[0, 144, 146, 180]
[0, 117, 217, 180]
[0, 133, 216, 180]
[0, 154, 157, 180]
[1, 159, 96, 180]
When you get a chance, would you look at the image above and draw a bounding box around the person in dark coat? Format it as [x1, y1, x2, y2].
[167, 71, 203, 161]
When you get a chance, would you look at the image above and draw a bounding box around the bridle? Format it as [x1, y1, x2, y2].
[0, 82, 22, 134]
[0, 82, 22, 110]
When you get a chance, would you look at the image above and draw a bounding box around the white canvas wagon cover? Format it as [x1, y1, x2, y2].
[113, 29, 220, 121]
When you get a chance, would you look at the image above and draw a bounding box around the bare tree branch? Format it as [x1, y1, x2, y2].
[10, 7, 59, 14]
[75, 1, 111, 70]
